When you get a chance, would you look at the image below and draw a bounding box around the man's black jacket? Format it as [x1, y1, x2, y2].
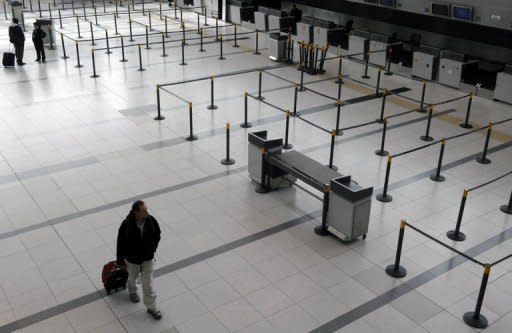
[9, 24, 25, 44]
[32, 29, 46, 44]
[116, 215, 161, 265]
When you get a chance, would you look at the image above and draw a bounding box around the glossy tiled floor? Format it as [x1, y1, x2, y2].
[0, 2, 511, 333]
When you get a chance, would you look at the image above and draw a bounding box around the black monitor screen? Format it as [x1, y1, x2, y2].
[364, 0, 378, 3]
[379, 0, 395, 7]
[431, 2, 450, 17]
[452, 5, 473, 20]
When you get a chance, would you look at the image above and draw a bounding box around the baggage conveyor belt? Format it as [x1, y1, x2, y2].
[268, 150, 343, 192]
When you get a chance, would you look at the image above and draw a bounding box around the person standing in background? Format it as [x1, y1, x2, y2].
[32, 22, 46, 63]
[8, 18, 25, 66]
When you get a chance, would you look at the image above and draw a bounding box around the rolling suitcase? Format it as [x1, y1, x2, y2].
[2, 51, 15, 67]
[102, 260, 128, 294]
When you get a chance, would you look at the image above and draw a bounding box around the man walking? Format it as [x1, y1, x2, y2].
[117, 200, 162, 320]
[8, 18, 25, 66]
[32, 22, 46, 63]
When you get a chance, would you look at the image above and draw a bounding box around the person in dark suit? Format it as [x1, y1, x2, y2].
[32, 22, 46, 63]
[8, 18, 25, 66]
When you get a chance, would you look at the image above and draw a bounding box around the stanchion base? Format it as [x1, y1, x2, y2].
[48, 46, 56, 50]
[161, 54, 168, 57]
[106, 51, 112, 55]
[254, 52, 261, 55]
[446, 230, 466, 241]
[420, 135, 434, 142]
[476, 157, 491, 165]
[375, 150, 389, 157]
[417, 108, 427, 113]
[240, 122, 252, 128]
[90, 74, 100, 78]
[233, 45, 239, 48]
[185, 135, 198, 141]
[206, 105, 218, 110]
[199, 49, 205, 52]
[218, 57, 226, 60]
[375, 119, 385, 124]
[385, 264, 407, 278]
[463, 312, 488, 329]
[298, 88, 306, 92]
[326, 165, 338, 171]
[75, 64, 83, 68]
[361, 75, 370, 79]
[429, 174, 445, 182]
[256, 96, 265, 101]
[500, 205, 512, 215]
[120, 59, 128, 62]
[137, 68, 146, 72]
[336, 129, 343, 136]
[376, 193, 393, 203]
[145, 47, 152, 50]
[384, 71, 393, 76]
[334, 79, 344, 84]
[61, 56, 69, 59]
[180, 62, 187, 66]
[314, 225, 330, 236]
[221, 158, 235, 165]
[154, 116, 165, 121]
[460, 123, 473, 129]
[283, 144, 293, 150]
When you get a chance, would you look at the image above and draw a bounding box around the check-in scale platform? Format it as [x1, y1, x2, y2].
[248, 131, 373, 242]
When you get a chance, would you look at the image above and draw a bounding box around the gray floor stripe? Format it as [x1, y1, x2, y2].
[310, 227, 512, 333]
[1, 138, 510, 332]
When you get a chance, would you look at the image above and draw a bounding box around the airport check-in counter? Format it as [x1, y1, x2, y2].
[313, 19, 343, 48]
[268, 9, 296, 33]
[438, 50, 478, 89]
[254, 6, 270, 31]
[412, 46, 440, 81]
[248, 131, 373, 241]
[268, 33, 288, 62]
[368, 33, 390, 67]
[349, 30, 370, 61]
[296, 16, 315, 44]
[494, 65, 512, 104]
[228, 1, 255, 25]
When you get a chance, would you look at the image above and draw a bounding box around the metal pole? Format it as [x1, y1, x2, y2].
[385, 48, 393, 75]
[48, 24, 55, 50]
[420, 107, 434, 141]
[335, 99, 342, 136]
[90, 49, 100, 78]
[181, 22, 186, 45]
[94, 6, 97, 25]
[120, 35, 127, 62]
[418, 81, 427, 113]
[148, 11, 152, 30]
[89, 21, 96, 45]
[257, 71, 265, 100]
[375, 118, 389, 156]
[328, 130, 336, 169]
[180, 38, 186, 65]
[361, 54, 370, 79]
[76, 16, 82, 38]
[199, 28, 204, 52]
[137, 44, 145, 71]
[460, 93, 473, 129]
[165, 16, 168, 38]
[284, 111, 293, 150]
[37, 0, 41, 17]
[155, 85, 165, 120]
[83, 4, 86, 20]
[60, 33, 69, 59]
[500, 191, 512, 215]
[115, 0, 118, 17]
[58, 9, 62, 29]
[314, 185, 330, 236]
[103, 0, 106, 13]
[207, 77, 217, 110]
[233, 25, 239, 47]
[129, 19, 133, 41]
[161, 33, 167, 57]
[141, 0, 145, 15]
[241, 92, 252, 128]
[114, 13, 118, 35]
[299, 65, 305, 91]
[204, 6, 208, 26]
[336, 74, 342, 100]
[463, 265, 490, 329]
[71, 0, 75, 15]
[376, 68, 382, 95]
[218, 34, 225, 60]
[385, 220, 407, 278]
[476, 124, 492, 164]
[75, 41, 83, 68]
[197, 13, 200, 34]
[447, 190, 468, 241]
[145, 25, 150, 49]
[185, 102, 198, 141]
[215, 17, 219, 41]
[221, 123, 235, 165]
[430, 139, 446, 182]
[254, 30, 260, 55]
[377, 89, 388, 123]
[104, 29, 111, 54]
[376, 156, 393, 202]
[293, 84, 299, 116]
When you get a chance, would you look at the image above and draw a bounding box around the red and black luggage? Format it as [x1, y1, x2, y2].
[102, 260, 128, 294]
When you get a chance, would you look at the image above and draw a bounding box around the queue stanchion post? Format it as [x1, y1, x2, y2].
[430, 139, 446, 182]
[375, 118, 389, 157]
[385, 48, 393, 75]
[196, 13, 200, 34]
[179, 7, 182, 22]
[127, 1, 130, 19]
[218, 34, 225, 60]
[148, 11, 152, 30]
[255, 148, 269, 193]
[94, 6, 98, 25]
[180, 38, 186, 65]
[90, 49, 99, 78]
[114, 13, 118, 35]
[447, 189, 468, 241]
[314, 184, 331, 236]
[203, 6, 208, 26]
[376, 89, 388, 123]
[500, 190, 512, 215]
[199, 28, 205, 52]
[299, 64, 306, 91]
[76, 16, 82, 39]
[58, 9, 62, 29]
[215, 17, 219, 41]
[141, 0, 145, 15]
[185, 102, 198, 141]
[165, 16, 168, 38]
[283, 111, 293, 150]
[159, 1, 162, 20]
[102, 0, 106, 13]
[153, 84, 165, 120]
[460, 93, 474, 129]
[181, 22, 186, 45]
[105, 29, 111, 54]
[375, 68, 382, 95]
[60, 33, 69, 59]
[145, 25, 151, 49]
[327, 130, 338, 170]
[74, 41, 83, 68]
[137, 44, 145, 71]
[463, 264, 490, 329]
[376, 156, 393, 202]
[334, 57, 343, 84]
[418, 81, 427, 113]
[48, 3, 52, 21]
[3, 0, 7, 20]
[160, 33, 167, 57]
[89, 21, 96, 46]
[420, 106, 434, 141]
[120, 35, 127, 62]
[233, 24, 239, 47]
[293, 84, 299, 116]
[174, 1, 177, 19]
[361, 53, 370, 79]
[257, 70, 265, 100]
[129, 19, 134, 42]
[240, 92, 252, 128]
[254, 30, 260, 55]
[385, 220, 407, 278]
[37, 0, 41, 17]
[476, 124, 492, 164]
[221, 123, 235, 165]
[48, 24, 55, 50]
[207, 77, 217, 110]
[82, 4, 86, 20]
[71, 0, 75, 15]
[115, 0, 118, 17]
[336, 74, 342, 101]
[335, 99, 343, 136]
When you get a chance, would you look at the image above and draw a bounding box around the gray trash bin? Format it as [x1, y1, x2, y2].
[268, 33, 287, 62]
[35, 18, 56, 46]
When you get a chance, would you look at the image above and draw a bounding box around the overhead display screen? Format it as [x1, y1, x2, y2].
[452, 5, 473, 21]
[431, 2, 450, 17]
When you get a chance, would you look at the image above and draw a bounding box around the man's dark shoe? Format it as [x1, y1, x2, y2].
[147, 308, 162, 320]
[18, 62, 26, 66]
[129, 293, 140, 303]
[35, 59, 40, 62]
